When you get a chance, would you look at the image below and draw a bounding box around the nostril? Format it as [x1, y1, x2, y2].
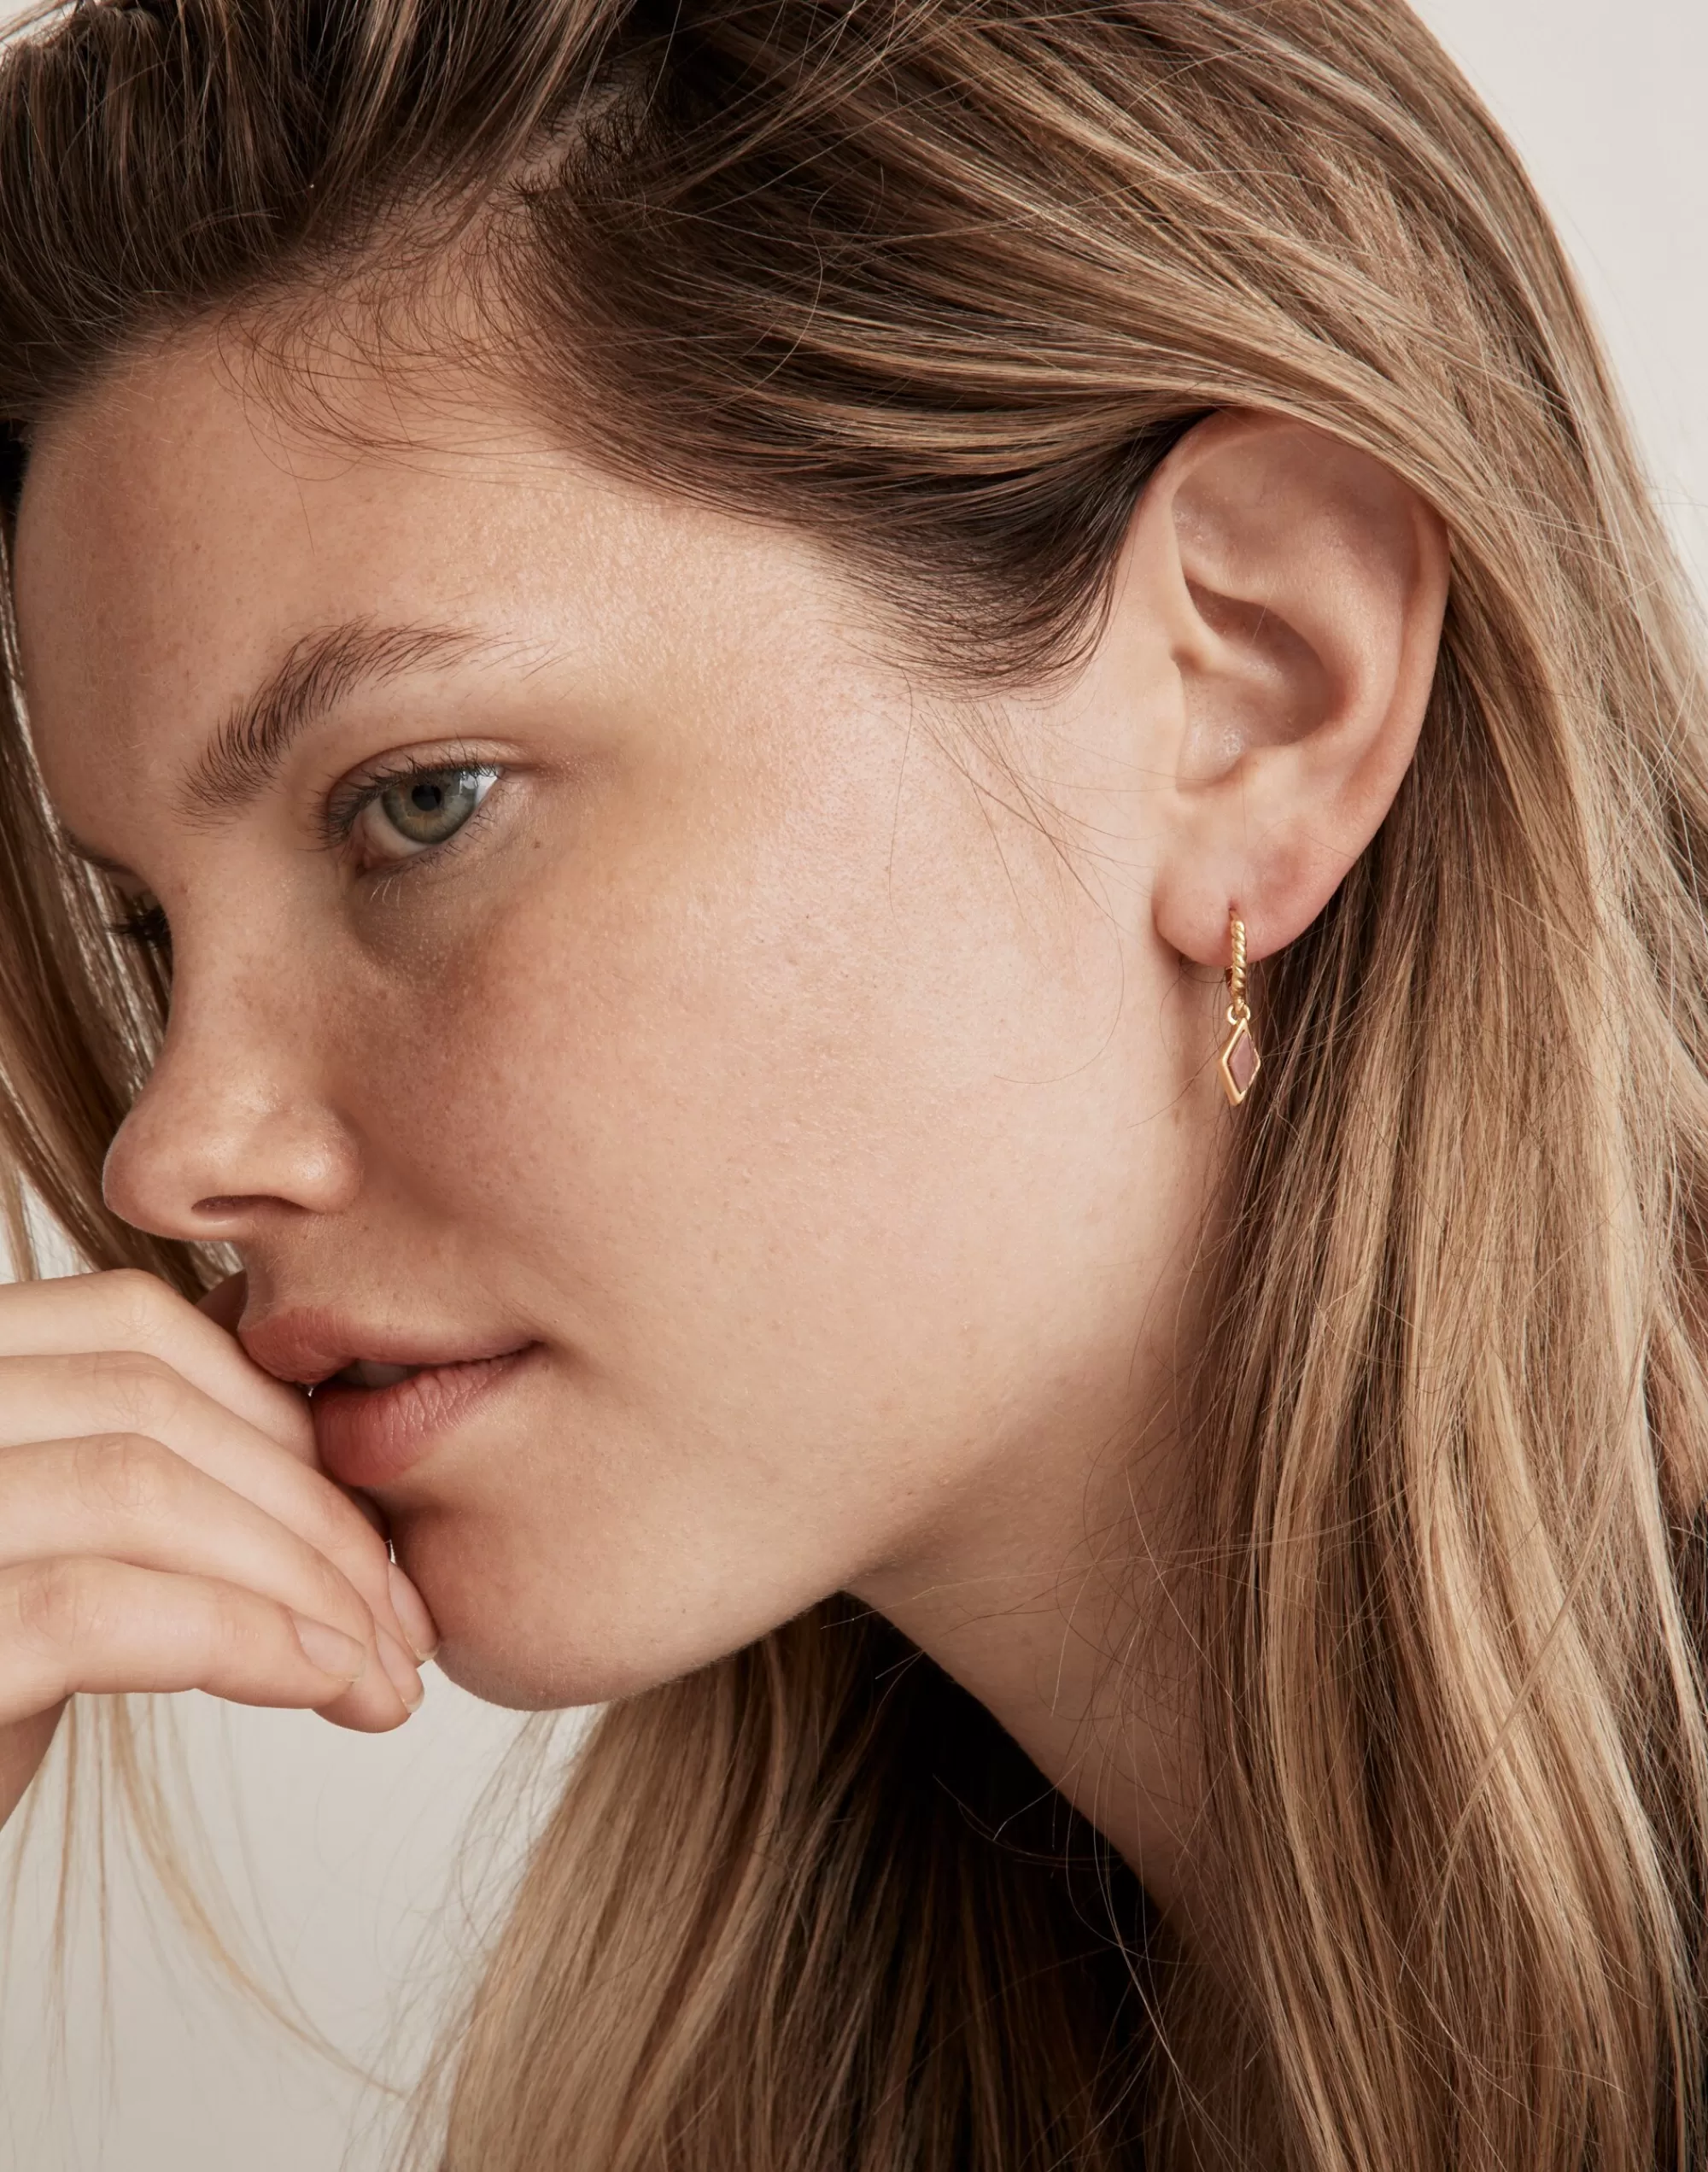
[108, 1099, 361, 1237]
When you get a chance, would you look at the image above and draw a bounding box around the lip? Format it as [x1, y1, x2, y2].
[239, 1310, 540, 1490]
[308, 1347, 539, 1490]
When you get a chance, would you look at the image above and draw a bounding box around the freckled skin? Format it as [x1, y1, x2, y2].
[14, 333, 1220, 1880]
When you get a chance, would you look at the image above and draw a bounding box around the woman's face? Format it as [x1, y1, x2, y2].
[12, 334, 1215, 1708]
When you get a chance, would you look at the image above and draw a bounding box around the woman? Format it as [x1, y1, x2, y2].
[0, 0, 1704, 2165]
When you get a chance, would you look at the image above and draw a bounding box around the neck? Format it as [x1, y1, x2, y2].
[850, 1280, 1205, 1922]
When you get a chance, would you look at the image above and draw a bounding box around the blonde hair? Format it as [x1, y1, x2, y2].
[2, 3, 1707, 2167]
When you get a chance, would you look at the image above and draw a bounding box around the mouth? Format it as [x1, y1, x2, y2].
[323, 1358, 435, 1391]
[238, 1311, 541, 1492]
[307, 1345, 541, 1491]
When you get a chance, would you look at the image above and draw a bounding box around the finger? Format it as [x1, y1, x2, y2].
[0, 1557, 400, 1730]
[0, 1277, 440, 1658]
[0, 1355, 436, 1664]
[0, 1434, 417, 1730]
[0, 1272, 313, 1459]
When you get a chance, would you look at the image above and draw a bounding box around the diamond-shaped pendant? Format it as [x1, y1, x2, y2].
[1219, 1013, 1261, 1107]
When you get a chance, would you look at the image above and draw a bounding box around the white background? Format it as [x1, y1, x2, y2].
[1, 3, 1704, 2166]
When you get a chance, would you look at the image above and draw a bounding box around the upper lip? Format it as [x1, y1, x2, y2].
[238, 1308, 535, 1388]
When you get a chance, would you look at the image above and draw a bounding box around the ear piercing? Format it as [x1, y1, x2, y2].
[1219, 910, 1261, 1107]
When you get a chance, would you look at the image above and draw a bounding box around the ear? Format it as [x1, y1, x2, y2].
[1127, 411, 1449, 969]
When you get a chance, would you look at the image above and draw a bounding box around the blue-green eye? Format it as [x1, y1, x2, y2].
[360, 764, 499, 859]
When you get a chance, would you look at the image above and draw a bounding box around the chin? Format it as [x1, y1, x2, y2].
[411, 1575, 712, 1712]
[428, 1633, 628, 1711]
[391, 1503, 775, 1712]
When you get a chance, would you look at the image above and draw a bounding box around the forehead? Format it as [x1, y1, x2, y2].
[9, 331, 786, 805]
[13, 337, 532, 726]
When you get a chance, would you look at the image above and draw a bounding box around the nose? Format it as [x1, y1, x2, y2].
[102, 980, 361, 1242]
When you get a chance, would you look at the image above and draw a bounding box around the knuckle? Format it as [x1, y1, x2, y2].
[307, 1554, 363, 1632]
[301, 1485, 385, 1572]
[205, 1582, 272, 1664]
[342, 1525, 392, 1594]
[13, 1559, 102, 1652]
[97, 1268, 178, 1348]
[86, 1349, 185, 1433]
[71, 1431, 177, 1518]
[199, 1583, 242, 1654]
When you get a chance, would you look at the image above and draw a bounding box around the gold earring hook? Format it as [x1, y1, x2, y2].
[1219, 910, 1261, 1108]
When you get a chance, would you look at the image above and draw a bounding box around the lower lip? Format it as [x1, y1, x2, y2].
[310, 1346, 540, 1490]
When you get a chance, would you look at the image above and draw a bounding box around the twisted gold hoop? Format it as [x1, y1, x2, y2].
[1219, 910, 1261, 1108]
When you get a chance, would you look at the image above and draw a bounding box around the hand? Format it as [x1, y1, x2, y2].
[0, 1269, 438, 1830]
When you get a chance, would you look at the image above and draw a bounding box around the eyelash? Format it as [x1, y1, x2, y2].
[320, 749, 504, 858]
[105, 750, 506, 955]
[107, 899, 172, 955]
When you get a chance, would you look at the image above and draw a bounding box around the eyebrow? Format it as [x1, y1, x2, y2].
[174, 617, 501, 827]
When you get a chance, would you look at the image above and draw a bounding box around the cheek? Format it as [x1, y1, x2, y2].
[336, 740, 1170, 1695]
[358, 766, 1110, 1335]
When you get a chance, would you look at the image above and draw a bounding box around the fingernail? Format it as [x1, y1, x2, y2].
[388, 1563, 439, 1662]
[291, 1615, 367, 1682]
[377, 1628, 424, 1712]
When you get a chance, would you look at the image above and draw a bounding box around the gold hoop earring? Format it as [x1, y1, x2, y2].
[1219, 910, 1261, 1108]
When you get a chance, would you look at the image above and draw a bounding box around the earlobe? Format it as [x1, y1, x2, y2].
[1138, 411, 1450, 971]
